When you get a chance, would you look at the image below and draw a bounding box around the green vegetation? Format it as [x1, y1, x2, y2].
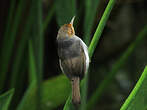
[0, 0, 147, 110]
[120, 66, 147, 110]
[0, 89, 14, 110]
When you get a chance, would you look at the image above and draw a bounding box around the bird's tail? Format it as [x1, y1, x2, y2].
[71, 77, 81, 105]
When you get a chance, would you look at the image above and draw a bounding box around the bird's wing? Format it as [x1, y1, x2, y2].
[74, 35, 89, 73]
[59, 59, 63, 73]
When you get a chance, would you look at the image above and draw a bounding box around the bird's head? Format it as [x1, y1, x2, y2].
[57, 16, 75, 38]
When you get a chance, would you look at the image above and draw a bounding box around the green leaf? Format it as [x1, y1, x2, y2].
[17, 75, 71, 110]
[10, 2, 34, 88]
[28, 40, 37, 83]
[8, 1, 35, 107]
[16, 81, 37, 110]
[88, 0, 116, 58]
[0, 0, 26, 90]
[29, 0, 44, 109]
[55, 0, 76, 26]
[0, 89, 14, 110]
[120, 66, 147, 110]
[83, 0, 100, 45]
[31, 0, 43, 82]
[16, 39, 38, 110]
[87, 25, 147, 110]
[41, 75, 71, 110]
[63, 95, 73, 110]
[17, 0, 44, 107]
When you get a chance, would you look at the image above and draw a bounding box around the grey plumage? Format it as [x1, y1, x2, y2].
[57, 16, 89, 106]
[57, 36, 86, 79]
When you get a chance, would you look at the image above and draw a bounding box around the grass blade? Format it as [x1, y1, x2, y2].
[16, 40, 37, 110]
[31, 0, 43, 79]
[87, 25, 147, 110]
[29, 0, 43, 109]
[10, 5, 34, 88]
[28, 40, 37, 83]
[7, 2, 35, 107]
[79, 73, 89, 110]
[63, 95, 75, 110]
[16, 81, 36, 110]
[83, 0, 100, 45]
[88, 0, 116, 58]
[0, 0, 25, 90]
[120, 66, 147, 110]
[0, 89, 14, 110]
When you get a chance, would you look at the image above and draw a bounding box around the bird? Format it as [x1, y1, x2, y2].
[57, 16, 89, 105]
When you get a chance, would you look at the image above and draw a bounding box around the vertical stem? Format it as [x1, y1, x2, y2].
[88, 0, 116, 58]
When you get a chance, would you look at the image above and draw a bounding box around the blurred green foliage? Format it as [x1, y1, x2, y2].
[0, 0, 147, 110]
[0, 89, 14, 110]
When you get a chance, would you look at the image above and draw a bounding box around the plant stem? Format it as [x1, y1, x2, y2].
[88, 0, 116, 58]
[120, 66, 147, 110]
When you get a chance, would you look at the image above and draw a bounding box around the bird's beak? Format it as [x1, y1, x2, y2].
[70, 16, 75, 25]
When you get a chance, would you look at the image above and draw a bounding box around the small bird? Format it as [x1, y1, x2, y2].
[57, 16, 89, 105]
